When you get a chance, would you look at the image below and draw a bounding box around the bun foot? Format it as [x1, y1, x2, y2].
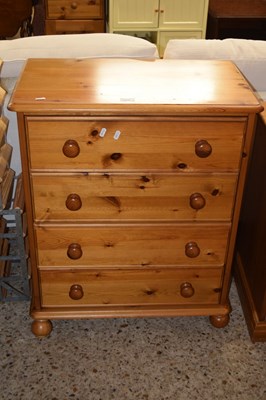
[209, 313, 230, 328]
[32, 319, 53, 337]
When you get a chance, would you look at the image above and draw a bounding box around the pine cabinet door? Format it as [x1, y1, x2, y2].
[159, 0, 208, 30]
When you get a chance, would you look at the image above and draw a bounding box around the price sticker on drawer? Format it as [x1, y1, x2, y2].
[99, 128, 107, 137]
[114, 130, 121, 140]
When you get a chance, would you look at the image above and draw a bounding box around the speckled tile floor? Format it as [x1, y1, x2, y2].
[0, 281, 265, 400]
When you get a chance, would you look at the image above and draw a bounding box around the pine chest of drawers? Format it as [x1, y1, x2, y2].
[9, 58, 262, 337]
[44, 0, 105, 34]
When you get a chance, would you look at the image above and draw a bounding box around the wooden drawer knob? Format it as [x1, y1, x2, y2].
[69, 284, 84, 300]
[195, 140, 212, 158]
[190, 193, 206, 210]
[180, 282, 195, 298]
[185, 242, 200, 258]
[62, 139, 80, 158]
[67, 243, 83, 260]
[65, 193, 82, 211]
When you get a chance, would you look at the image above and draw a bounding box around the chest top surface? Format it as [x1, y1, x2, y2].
[9, 58, 262, 115]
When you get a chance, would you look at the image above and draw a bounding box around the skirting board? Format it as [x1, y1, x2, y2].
[234, 252, 266, 342]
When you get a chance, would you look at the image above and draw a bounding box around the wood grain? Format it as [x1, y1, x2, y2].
[26, 118, 245, 171]
[32, 173, 237, 221]
[40, 267, 223, 306]
[9, 59, 260, 335]
[35, 223, 230, 267]
[8, 59, 262, 113]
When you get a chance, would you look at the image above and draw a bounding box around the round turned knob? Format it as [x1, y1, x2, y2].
[185, 242, 200, 258]
[67, 243, 83, 260]
[195, 140, 212, 158]
[65, 193, 82, 211]
[190, 193, 206, 210]
[62, 139, 80, 158]
[110, 152, 122, 161]
[69, 284, 84, 300]
[71, 2, 78, 9]
[180, 282, 195, 298]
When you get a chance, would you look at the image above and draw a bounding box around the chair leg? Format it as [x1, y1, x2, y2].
[20, 17, 33, 37]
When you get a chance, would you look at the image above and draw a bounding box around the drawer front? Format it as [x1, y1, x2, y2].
[40, 267, 223, 306]
[46, 0, 104, 19]
[35, 224, 230, 267]
[45, 19, 105, 34]
[32, 173, 237, 221]
[26, 119, 245, 171]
